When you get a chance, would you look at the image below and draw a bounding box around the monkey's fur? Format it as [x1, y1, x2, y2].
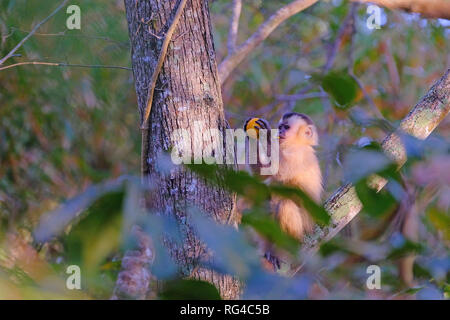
[244, 112, 323, 268]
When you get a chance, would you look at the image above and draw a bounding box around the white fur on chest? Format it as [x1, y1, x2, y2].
[274, 145, 322, 202]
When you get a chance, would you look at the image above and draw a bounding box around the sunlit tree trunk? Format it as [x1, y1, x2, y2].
[123, 0, 240, 299]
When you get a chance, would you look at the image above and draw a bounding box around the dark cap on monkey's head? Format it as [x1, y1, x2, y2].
[281, 112, 314, 125]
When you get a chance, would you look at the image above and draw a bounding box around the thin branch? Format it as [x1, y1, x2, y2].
[351, 0, 450, 20]
[347, 3, 384, 119]
[291, 68, 450, 276]
[219, 0, 319, 84]
[267, 3, 356, 118]
[140, 0, 188, 128]
[351, 73, 384, 118]
[0, 0, 70, 65]
[7, 27, 130, 47]
[381, 39, 401, 102]
[324, 3, 358, 73]
[140, 0, 188, 181]
[227, 0, 242, 54]
[276, 92, 327, 101]
[0, 61, 132, 72]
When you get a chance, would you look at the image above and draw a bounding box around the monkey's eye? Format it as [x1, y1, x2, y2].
[279, 124, 289, 130]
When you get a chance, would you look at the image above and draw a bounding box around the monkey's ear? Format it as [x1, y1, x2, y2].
[304, 125, 313, 138]
[304, 125, 318, 145]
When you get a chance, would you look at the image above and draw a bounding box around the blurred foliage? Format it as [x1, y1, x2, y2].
[0, 0, 448, 299]
[159, 279, 221, 300]
[316, 71, 359, 109]
[0, 0, 138, 233]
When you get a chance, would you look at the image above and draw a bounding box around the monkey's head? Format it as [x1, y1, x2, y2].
[278, 112, 318, 146]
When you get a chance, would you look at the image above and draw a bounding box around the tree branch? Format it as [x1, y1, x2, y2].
[0, 61, 131, 72]
[6, 27, 129, 47]
[301, 68, 450, 260]
[218, 0, 449, 85]
[352, 0, 450, 20]
[347, 3, 384, 119]
[276, 92, 328, 101]
[218, 0, 319, 84]
[258, 2, 356, 120]
[227, 0, 242, 54]
[324, 3, 358, 73]
[140, 0, 188, 128]
[0, 0, 69, 66]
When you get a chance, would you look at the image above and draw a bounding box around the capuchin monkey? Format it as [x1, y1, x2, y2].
[243, 112, 323, 270]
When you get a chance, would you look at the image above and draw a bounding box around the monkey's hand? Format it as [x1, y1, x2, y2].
[244, 118, 272, 177]
[244, 117, 271, 139]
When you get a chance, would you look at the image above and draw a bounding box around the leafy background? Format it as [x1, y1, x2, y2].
[0, 0, 448, 299]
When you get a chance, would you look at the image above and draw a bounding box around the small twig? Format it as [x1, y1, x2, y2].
[351, 74, 384, 118]
[382, 38, 401, 106]
[347, 4, 384, 119]
[219, 0, 319, 84]
[140, 0, 188, 179]
[227, 0, 242, 54]
[140, 0, 188, 128]
[147, 28, 163, 39]
[7, 27, 129, 47]
[0, 0, 69, 65]
[140, 17, 163, 39]
[1, 30, 15, 42]
[276, 92, 328, 101]
[135, 24, 142, 36]
[268, 3, 356, 119]
[172, 31, 188, 42]
[0, 61, 132, 72]
[324, 3, 357, 73]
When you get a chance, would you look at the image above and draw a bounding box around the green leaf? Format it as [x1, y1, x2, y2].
[318, 71, 358, 109]
[387, 240, 424, 260]
[159, 279, 221, 300]
[403, 286, 424, 295]
[64, 190, 124, 278]
[190, 209, 260, 278]
[443, 283, 450, 298]
[427, 207, 450, 241]
[355, 176, 397, 218]
[270, 184, 331, 226]
[413, 263, 433, 279]
[241, 210, 299, 254]
[319, 240, 350, 257]
[344, 148, 392, 183]
[187, 164, 271, 204]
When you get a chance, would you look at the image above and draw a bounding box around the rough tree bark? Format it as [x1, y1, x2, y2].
[122, 0, 240, 299]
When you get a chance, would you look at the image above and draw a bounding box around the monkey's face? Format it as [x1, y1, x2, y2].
[278, 115, 318, 146]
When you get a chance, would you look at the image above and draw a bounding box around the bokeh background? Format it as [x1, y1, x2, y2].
[0, 0, 448, 299]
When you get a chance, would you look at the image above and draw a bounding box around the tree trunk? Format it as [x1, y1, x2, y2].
[123, 0, 240, 299]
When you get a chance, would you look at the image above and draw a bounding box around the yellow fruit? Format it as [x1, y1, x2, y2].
[246, 118, 260, 139]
